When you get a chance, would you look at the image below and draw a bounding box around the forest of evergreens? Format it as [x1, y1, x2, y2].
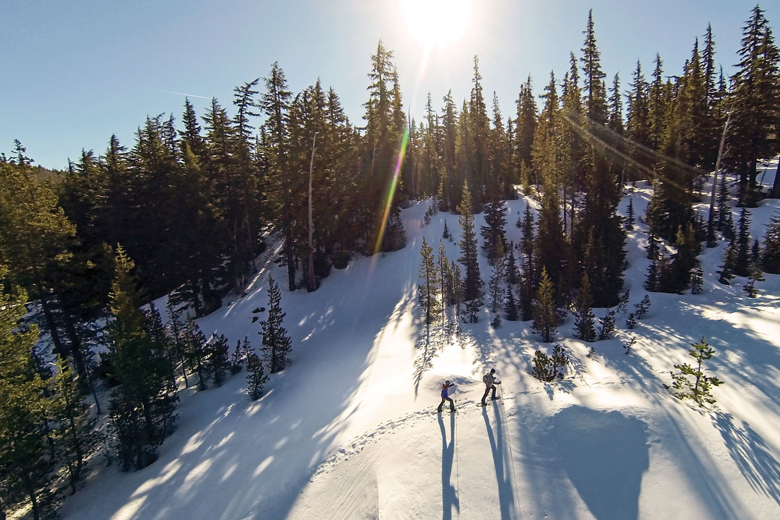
[1, 6, 779, 519]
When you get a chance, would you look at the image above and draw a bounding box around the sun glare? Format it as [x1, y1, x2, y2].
[403, 0, 472, 49]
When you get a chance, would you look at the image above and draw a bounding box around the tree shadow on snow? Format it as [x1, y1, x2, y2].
[713, 412, 780, 506]
[438, 413, 460, 520]
[544, 406, 649, 520]
[483, 405, 515, 520]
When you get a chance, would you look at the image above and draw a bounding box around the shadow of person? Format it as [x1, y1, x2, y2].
[546, 406, 649, 520]
[439, 413, 460, 520]
[713, 412, 780, 505]
[483, 406, 515, 520]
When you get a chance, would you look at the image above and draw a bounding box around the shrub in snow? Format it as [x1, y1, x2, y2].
[532, 345, 569, 382]
[634, 295, 651, 319]
[623, 335, 637, 354]
[626, 313, 637, 329]
[670, 337, 723, 407]
[597, 309, 616, 340]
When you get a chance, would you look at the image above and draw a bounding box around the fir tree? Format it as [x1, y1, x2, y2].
[183, 316, 209, 391]
[646, 231, 659, 260]
[727, 5, 780, 205]
[481, 196, 507, 265]
[634, 295, 651, 319]
[458, 182, 482, 320]
[573, 273, 596, 342]
[532, 267, 557, 342]
[107, 247, 178, 472]
[258, 277, 292, 373]
[671, 337, 723, 407]
[690, 263, 704, 294]
[597, 309, 616, 341]
[734, 208, 752, 276]
[716, 172, 731, 232]
[763, 211, 780, 273]
[207, 334, 230, 387]
[246, 352, 269, 401]
[625, 198, 635, 231]
[743, 257, 765, 297]
[488, 257, 505, 314]
[418, 237, 442, 325]
[0, 281, 54, 520]
[581, 10, 609, 124]
[52, 356, 97, 494]
[504, 282, 519, 322]
[626, 312, 637, 329]
[718, 244, 737, 285]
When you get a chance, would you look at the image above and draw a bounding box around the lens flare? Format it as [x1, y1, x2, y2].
[372, 127, 409, 256]
[402, 0, 472, 49]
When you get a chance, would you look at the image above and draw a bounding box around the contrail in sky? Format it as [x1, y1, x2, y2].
[159, 90, 211, 100]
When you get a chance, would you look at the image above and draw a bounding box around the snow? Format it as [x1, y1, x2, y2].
[59, 160, 780, 519]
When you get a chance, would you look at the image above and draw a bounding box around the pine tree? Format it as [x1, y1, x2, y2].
[646, 231, 659, 260]
[106, 247, 178, 472]
[52, 356, 97, 495]
[608, 73, 625, 134]
[581, 10, 609, 124]
[718, 244, 737, 285]
[207, 334, 230, 387]
[488, 257, 505, 314]
[481, 196, 507, 265]
[438, 240, 451, 314]
[597, 309, 616, 340]
[671, 337, 723, 407]
[626, 312, 637, 329]
[624, 199, 635, 231]
[634, 295, 651, 319]
[504, 281, 519, 322]
[648, 54, 667, 150]
[734, 208, 752, 276]
[183, 316, 209, 391]
[743, 257, 765, 297]
[258, 277, 292, 373]
[727, 5, 780, 205]
[0, 281, 54, 520]
[645, 253, 661, 292]
[246, 352, 269, 401]
[763, 211, 780, 273]
[532, 267, 557, 342]
[418, 237, 442, 325]
[573, 273, 596, 342]
[690, 263, 704, 294]
[458, 182, 482, 320]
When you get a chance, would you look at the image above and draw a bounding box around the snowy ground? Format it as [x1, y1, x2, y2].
[59, 161, 780, 520]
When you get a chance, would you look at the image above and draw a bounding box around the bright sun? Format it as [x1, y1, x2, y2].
[402, 0, 472, 49]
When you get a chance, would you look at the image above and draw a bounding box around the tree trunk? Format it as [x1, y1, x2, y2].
[39, 293, 66, 356]
[770, 159, 780, 199]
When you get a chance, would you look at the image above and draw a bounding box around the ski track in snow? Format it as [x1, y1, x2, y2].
[57, 161, 780, 520]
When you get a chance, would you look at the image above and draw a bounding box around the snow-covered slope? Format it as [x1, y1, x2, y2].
[60, 161, 780, 520]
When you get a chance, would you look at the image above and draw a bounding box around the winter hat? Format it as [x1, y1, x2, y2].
[490, 368, 496, 374]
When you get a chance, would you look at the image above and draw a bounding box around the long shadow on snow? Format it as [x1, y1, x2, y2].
[65, 270, 417, 520]
[712, 412, 780, 506]
[482, 405, 515, 520]
[438, 412, 460, 520]
[544, 406, 649, 520]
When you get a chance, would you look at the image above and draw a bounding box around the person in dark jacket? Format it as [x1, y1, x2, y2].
[481, 368, 501, 406]
[438, 380, 456, 412]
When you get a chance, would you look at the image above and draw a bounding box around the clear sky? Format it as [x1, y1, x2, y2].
[1, 0, 777, 169]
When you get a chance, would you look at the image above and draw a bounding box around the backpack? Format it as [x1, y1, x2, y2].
[483, 373, 489, 384]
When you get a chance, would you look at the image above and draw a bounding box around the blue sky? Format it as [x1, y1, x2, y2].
[1, 0, 777, 169]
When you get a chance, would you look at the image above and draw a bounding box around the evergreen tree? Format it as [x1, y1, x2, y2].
[690, 263, 704, 294]
[457, 182, 482, 320]
[52, 356, 97, 495]
[727, 5, 780, 205]
[634, 294, 651, 319]
[532, 267, 557, 342]
[106, 247, 178, 472]
[734, 208, 752, 276]
[573, 273, 597, 342]
[626, 312, 637, 329]
[418, 237, 442, 325]
[488, 257, 505, 314]
[581, 10, 609, 124]
[626, 60, 651, 165]
[648, 54, 667, 150]
[763, 211, 780, 273]
[437, 241, 451, 314]
[597, 309, 617, 340]
[716, 173, 731, 232]
[625, 199, 635, 231]
[743, 256, 764, 297]
[504, 281, 519, 322]
[671, 337, 723, 407]
[258, 277, 292, 373]
[608, 73, 625, 134]
[0, 282, 54, 520]
[718, 244, 737, 285]
[246, 352, 269, 401]
[183, 316, 209, 391]
[481, 197, 507, 265]
[207, 334, 230, 387]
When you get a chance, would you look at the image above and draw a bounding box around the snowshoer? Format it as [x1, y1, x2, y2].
[481, 368, 501, 406]
[438, 380, 456, 412]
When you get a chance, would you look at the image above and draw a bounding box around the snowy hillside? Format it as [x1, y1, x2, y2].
[60, 162, 780, 520]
